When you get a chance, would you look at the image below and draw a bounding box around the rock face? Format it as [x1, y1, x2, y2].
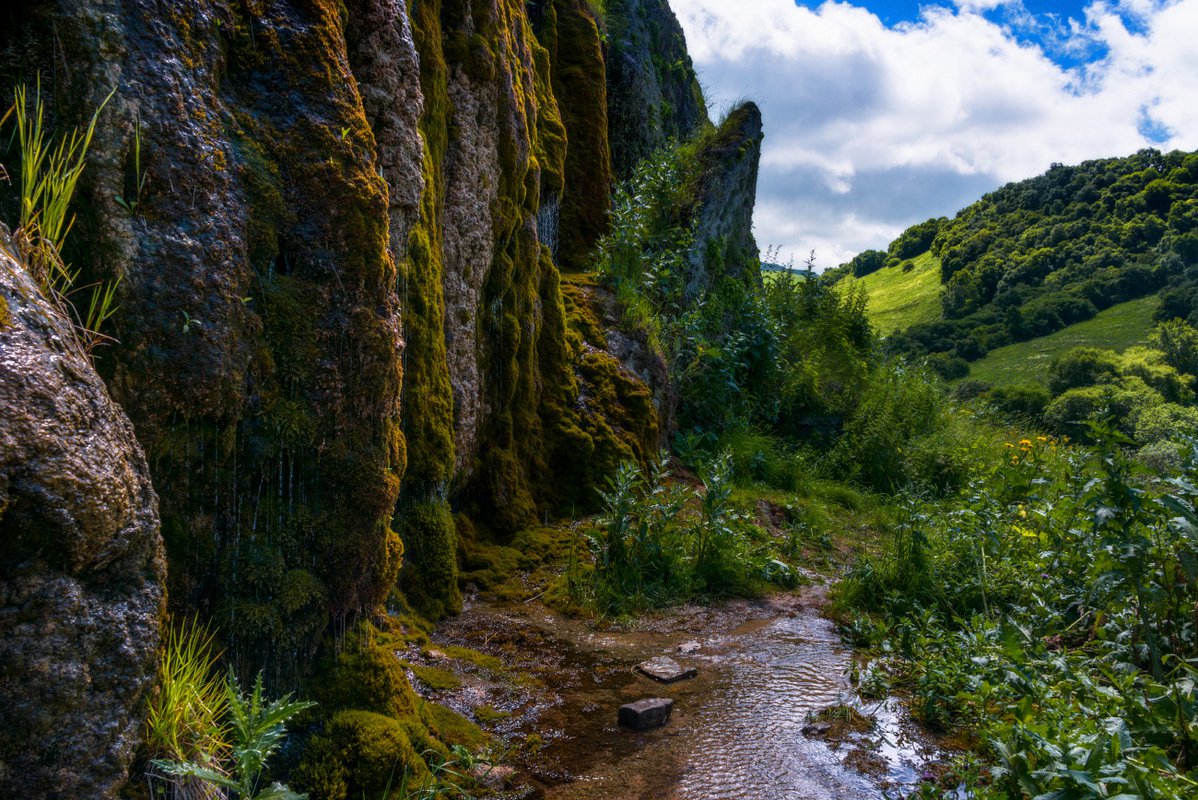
[605, 0, 709, 180]
[0, 0, 676, 675]
[533, 0, 614, 271]
[0, 232, 166, 798]
[683, 101, 765, 300]
[1, 0, 408, 682]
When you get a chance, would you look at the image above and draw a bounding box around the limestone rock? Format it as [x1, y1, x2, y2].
[636, 656, 697, 683]
[618, 697, 675, 731]
[684, 101, 764, 301]
[0, 231, 166, 799]
[605, 0, 709, 180]
[1, 0, 407, 679]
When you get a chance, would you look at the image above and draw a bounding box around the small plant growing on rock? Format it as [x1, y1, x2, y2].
[152, 671, 315, 799]
[146, 618, 314, 800]
[2, 80, 120, 356]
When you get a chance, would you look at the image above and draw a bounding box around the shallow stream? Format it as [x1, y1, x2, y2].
[422, 582, 947, 800]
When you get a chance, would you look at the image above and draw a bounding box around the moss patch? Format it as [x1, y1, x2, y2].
[535, 0, 613, 271]
[406, 663, 461, 692]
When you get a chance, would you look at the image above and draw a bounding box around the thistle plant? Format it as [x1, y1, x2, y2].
[152, 671, 315, 800]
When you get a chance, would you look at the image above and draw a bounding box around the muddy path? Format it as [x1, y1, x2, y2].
[410, 579, 949, 800]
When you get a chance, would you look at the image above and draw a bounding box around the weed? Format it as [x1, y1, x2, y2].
[3, 80, 120, 356]
[145, 618, 229, 768]
[152, 671, 314, 800]
[115, 110, 148, 214]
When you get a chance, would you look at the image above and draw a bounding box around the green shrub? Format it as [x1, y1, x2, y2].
[986, 382, 1051, 420]
[825, 360, 943, 491]
[1048, 346, 1121, 394]
[576, 452, 788, 616]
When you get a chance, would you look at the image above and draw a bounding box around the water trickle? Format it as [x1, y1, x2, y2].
[431, 587, 948, 800]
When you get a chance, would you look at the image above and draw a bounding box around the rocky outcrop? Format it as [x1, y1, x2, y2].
[683, 101, 764, 299]
[1, 1, 407, 682]
[0, 231, 166, 799]
[605, 0, 709, 180]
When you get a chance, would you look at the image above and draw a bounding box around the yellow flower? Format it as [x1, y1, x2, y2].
[1005, 442, 1015, 448]
[1036, 436, 1048, 442]
[1019, 439, 1032, 447]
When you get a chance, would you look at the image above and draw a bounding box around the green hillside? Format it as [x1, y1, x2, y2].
[965, 295, 1159, 387]
[835, 149, 1198, 364]
[838, 251, 942, 335]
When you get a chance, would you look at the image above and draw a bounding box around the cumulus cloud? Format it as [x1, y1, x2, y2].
[673, 0, 1198, 267]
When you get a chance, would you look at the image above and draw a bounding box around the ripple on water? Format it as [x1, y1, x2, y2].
[675, 614, 884, 800]
[437, 595, 944, 800]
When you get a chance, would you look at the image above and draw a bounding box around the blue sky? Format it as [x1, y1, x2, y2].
[673, 0, 1198, 267]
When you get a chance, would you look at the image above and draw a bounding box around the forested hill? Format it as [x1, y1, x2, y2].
[829, 148, 1198, 364]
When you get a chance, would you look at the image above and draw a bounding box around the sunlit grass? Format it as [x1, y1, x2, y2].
[837, 251, 942, 335]
[966, 295, 1159, 387]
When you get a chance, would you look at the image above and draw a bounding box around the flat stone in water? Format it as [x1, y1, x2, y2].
[619, 698, 674, 731]
[636, 655, 697, 683]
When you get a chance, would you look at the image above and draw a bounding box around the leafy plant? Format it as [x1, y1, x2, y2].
[152, 672, 315, 800]
[145, 618, 229, 768]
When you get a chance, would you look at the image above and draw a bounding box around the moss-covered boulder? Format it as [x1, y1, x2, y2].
[0, 230, 166, 798]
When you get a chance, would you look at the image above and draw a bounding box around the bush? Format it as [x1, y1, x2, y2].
[1048, 346, 1121, 394]
[825, 360, 944, 491]
[575, 452, 791, 616]
[928, 353, 970, 380]
[986, 382, 1051, 420]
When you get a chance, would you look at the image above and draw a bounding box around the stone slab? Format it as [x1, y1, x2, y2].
[636, 655, 697, 683]
[618, 698, 674, 731]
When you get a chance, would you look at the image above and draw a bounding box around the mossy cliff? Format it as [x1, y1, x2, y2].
[530, 0, 614, 272]
[603, 0, 709, 180]
[0, 0, 749, 794]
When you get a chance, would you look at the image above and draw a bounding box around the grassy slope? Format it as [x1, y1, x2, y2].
[966, 295, 1160, 386]
[838, 252, 942, 335]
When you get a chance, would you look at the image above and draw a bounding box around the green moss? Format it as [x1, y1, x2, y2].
[396, 499, 461, 619]
[295, 710, 431, 800]
[406, 663, 461, 691]
[474, 705, 511, 724]
[0, 295, 9, 330]
[419, 702, 489, 752]
[317, 624, 418, 720]
[438, 644, 503, 673]
[535, 0, 613, 271]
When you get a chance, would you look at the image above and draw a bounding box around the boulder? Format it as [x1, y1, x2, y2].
[0, 231, 166, 798]
[618, 697, 675, 731]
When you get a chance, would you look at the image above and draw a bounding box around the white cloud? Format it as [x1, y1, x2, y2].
[673, 0, 1198, 267]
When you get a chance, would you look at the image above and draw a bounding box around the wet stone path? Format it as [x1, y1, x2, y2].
[418, 584, 946, 800]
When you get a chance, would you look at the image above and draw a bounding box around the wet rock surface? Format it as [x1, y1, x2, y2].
[427, 585, 949, 799]
[618, 698, 674, 731]
[635, 656, 696, 683]
[0, 233, 166, 799]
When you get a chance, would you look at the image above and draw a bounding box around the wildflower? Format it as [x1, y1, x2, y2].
[1036, 436, 1048, 442]
[1004, 442, 1015, 448]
